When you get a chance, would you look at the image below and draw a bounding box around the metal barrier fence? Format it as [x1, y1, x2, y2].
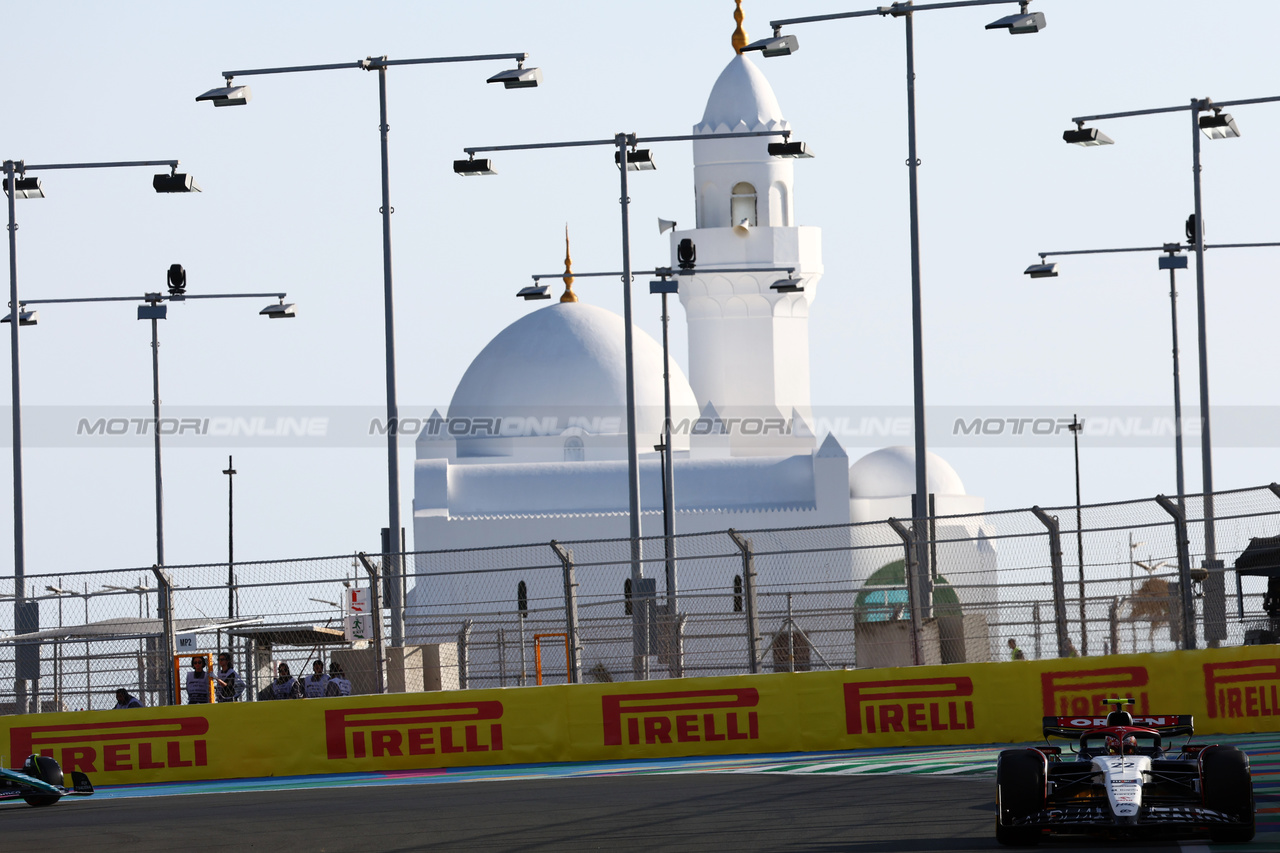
[2, 484, 1279, 712]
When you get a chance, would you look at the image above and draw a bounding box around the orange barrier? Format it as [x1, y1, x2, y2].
[3, 644, 1278, 785]
[532, 633, 568, 686]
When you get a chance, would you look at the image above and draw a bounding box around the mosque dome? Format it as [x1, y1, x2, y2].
[848, 446, 967, 499]
[448, 301, 697, 438]
[694, 54, 790, 135]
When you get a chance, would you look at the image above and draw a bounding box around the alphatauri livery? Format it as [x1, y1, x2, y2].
[996, 699, 1254, 845]
[0, 754, 94, 807]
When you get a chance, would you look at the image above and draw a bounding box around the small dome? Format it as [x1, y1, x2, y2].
[448, 302, 697, 437]
[694, 54, 790, 134]
[848, 446, 967, 499]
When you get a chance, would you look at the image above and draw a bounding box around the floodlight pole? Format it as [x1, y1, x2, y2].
[3, 156, 188, 714]
[212, 52, 534, 650]
[19, 288, 288, 582]
[759, 0, 1043, 610]
[148, 297, 165, 569]
[1028, 241, 1280, 508]
[465, 131, 791, 680]
[1068, 93, 1280, 590]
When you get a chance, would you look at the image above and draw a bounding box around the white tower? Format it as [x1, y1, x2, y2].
[670, 48, 823, 456]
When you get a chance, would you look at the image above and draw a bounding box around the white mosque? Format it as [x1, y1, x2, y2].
[405, 17, 995, 678]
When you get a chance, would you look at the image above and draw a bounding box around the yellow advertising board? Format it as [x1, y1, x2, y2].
[3, 645, 1277, 785]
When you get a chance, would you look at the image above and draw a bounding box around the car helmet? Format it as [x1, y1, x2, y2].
[1106, 736, 1122, 755]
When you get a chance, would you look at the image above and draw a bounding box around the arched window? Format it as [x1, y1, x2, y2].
[563, 435, 585, 462]
[730, 182, 757, 228]
[733, 575, 743, 612]
[623, 577, 633, 615]
[517, 580, 528, 617]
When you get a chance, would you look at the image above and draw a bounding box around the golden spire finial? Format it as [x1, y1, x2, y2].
[560, 224, 578, 303]
[732, 0, 748, 54]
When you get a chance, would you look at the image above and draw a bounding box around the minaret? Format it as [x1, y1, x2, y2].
[671, 2, 824, 456]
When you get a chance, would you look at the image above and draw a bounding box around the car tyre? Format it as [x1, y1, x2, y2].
[19, 755, 64, 807]
[996, 749, 1044, 847]
[1202, 745, 1255, 843]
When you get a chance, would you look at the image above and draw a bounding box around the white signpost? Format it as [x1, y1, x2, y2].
[344, 587, 372, 642]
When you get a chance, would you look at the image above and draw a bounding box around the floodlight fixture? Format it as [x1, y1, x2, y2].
[1063, 126, 1114, 147]
[740, 34, 799, 57]
[649, 279, 678, 295]
[166, 264, 187, 296]
[153, 172, 202, 193]
[1024, 262, 1059, 278]
[517, 283, 551, 301]
[615, 148, 656, 171]
[770, 277, 804, 293]
[260, 300, 298, 318]
[985, 10, 1046, 34]
[486, 66, 542, 89]
[195, 83, 253, 107]
[677, 238, 696, 270]
[1199, 111, 1240, 140]
[768, 141, 814, 159]
[3, 177, 44, 199]
[453, 157, 497, 176]
[0, 310, 38, 326]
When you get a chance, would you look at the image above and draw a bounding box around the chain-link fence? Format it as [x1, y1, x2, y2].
[3, 484, 1279, 712]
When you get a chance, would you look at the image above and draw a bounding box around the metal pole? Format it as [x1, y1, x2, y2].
[1168, 267, 1187, 508]
[903, 10, 932, 591]
[5, 162, 28, 713]
[224, 455, 236, 619]
[1070, 415, 1086, 654]
[1189, 100, 1215, 570]
[617, 134, 646, 680]
[151, 314, 164, 568]
[659, 288, 680, 677]
[375, 64, 404, 650]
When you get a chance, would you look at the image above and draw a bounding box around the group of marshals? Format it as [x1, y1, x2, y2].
[182, 655, 353, 704]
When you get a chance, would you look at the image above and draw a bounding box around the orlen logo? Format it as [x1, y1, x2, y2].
[1041, 667, 1149, 717]
[9, 717, 208, 774]
[602, 689, 758, 747]
[324, 702, 503, 760]
[843, 677, 973, 735]
[1203, 658, 1280, 719]
[1058, 716, 1177, 728]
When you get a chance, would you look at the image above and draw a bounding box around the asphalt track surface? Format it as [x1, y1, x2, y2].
[4, 735, 1275, 852]
[0, 772, 1211, 853]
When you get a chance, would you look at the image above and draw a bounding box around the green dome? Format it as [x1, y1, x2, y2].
[855, 559, 961, 622]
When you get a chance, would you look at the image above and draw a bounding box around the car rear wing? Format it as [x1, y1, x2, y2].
[1042, 715, 1194, 739]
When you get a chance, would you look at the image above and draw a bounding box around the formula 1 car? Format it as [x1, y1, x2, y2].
[0, 755, 94, 807]
[996, 699, 1254, 845]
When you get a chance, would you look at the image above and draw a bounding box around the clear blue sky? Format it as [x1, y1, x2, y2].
[2, 0, 1278, 581]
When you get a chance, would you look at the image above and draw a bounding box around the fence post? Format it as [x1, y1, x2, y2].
[1031, 507, 1071, 658]
[886, 519, 923, 667]
[727, 530, 761, 674]
[355, 553, 386, 695]
[550, 541, 582, 685]
[457, 619, 472, 690]
[1155, 494, 1198, 650]
[149, 565, 175, 705]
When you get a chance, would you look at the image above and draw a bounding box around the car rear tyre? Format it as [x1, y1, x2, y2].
[996, 749, 1044, 847]
[1202, 745, 1255, 842]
